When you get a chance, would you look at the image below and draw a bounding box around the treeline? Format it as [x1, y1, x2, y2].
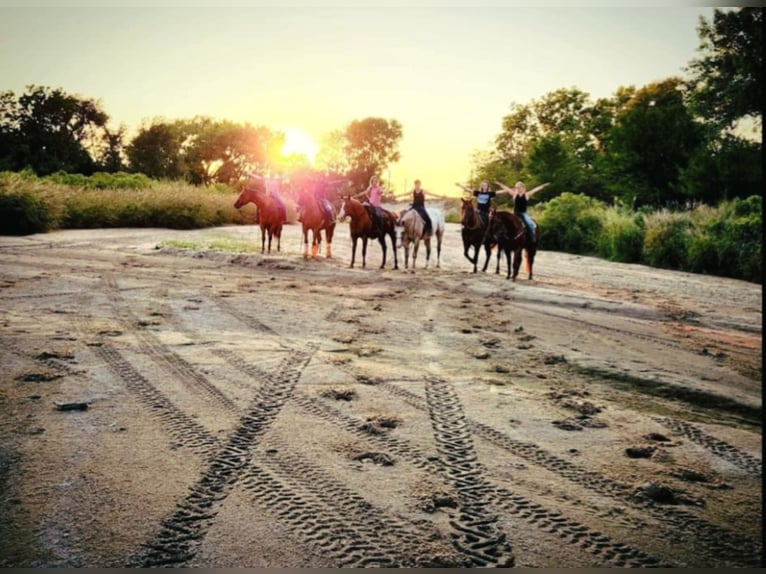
[470, 8, 762, 209]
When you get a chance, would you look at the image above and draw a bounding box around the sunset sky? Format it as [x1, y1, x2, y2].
[1, 2, 717, 197]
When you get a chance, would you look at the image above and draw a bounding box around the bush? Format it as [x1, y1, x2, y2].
[0, 191, 54, 235]
[535, 192, 606, 254]
[642, 210, 692, 270]
[597, 207, 644, 263]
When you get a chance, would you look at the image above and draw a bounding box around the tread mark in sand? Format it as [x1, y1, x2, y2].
[654, 416, 762, 477]
[129, 350, 312, 567]
[241, 437, 446, 567]
[102, 275, 240, 413]
[294, 391, 668, 568]
[375, 378, 761, 567]
[424, 376, 516, 568]
[213, 348, 667, 567]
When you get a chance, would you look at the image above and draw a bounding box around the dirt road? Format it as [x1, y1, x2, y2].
[0, 221, 761, 567]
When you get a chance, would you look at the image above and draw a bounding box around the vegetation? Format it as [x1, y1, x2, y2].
[0, 8, 761, 284]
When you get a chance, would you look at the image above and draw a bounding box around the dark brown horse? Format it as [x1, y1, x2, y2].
[338, 196, 399, 270]
[234, 185, 285, 253]
[297, 191, 336, 259]
[460, 198, 492, 273]
[487, 210, 540, 280]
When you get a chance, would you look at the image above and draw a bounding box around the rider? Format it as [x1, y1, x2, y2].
[494, 180, 549, 239]
[247, 171, 287, 222]
[408, 179, 433, 238]
[352, 174, 385, 238]
[455, 180, 509, 243]
[300, 174, 338, 225]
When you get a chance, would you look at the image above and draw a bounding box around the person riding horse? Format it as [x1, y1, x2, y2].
[351, 175, 386, 239]
[245, 171, 287, 222]
[455, 180, 511, 243]
[494, 180, 550, 240]
[300, 174, 341, 226]
[401, 179, 433, 239]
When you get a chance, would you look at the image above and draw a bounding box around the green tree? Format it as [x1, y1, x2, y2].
[343, 117, 403, 190]
[686, 7, 763, 131]
[0, 85, 109, 175]
[125, 120, 187, 180]
[597, 79, 704, 208]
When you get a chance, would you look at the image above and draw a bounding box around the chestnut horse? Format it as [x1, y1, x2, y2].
[460, 198, 492, 273]
[338, 196, 399, 270]
[397, 206, 445, 271]
[487, 210, 540, 280]
[298, 192, 336, 259]
[234, 185, 285, 253]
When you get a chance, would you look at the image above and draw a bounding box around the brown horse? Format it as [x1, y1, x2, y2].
[234, 185, 285, 253]
[487, 210, 540, 280]
[460, 198, 492, 273]
[338, 196, 399, 270]
[297, 192, 336, 259]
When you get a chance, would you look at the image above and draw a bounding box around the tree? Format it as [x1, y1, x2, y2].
[597, 79, 704, 208]
[0, 85, 109, 175]
[685, 7, 763, 132]
[343, 117, 403, 191]
[125, 120, 187, 180]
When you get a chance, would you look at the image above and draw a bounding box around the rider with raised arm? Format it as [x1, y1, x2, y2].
[494, 180, 549, 238]
[455, 180, 511, 242]
[352, 174, 385, 238]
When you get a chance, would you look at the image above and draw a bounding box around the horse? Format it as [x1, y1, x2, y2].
[397, 206, 445, 271]
[460, 198, 492, 273]
[338, 196, 399, 270]
[487, 210, 540, 280]
[297, 191, 336, 259]
[234, 185, 285, 253]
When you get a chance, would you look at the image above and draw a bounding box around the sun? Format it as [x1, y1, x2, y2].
[280, 126, 319, 164]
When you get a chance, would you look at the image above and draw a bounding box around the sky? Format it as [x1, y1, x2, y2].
[0, 1, 719, 197]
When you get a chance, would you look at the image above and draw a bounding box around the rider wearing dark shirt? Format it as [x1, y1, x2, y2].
[410, 180, 433, 237]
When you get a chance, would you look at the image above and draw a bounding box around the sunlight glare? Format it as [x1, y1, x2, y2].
[280, 126, 319, 164]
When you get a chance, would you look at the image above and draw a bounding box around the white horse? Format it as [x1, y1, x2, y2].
[397, 206, 445, 271]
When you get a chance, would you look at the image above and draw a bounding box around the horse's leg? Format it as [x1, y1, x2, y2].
[303, 227, 309, 259]
[326, 226, 334, 258]
[260, 227, 266, 253]
[403, 240, 410, 270]
[378, 235, 387, 269]
[311, 229, 319, 259]
[436, 233, 442, 268]
[350, 236, 357, 268]
[505, 247, 512, 280]
[481, 241, 491, 273]
[424, 237, 431, 269]
[390, 229, 398, 270]
[361, 237, 368, 268]
[495, 245, 501, 275]
[512, 247, 522, 281]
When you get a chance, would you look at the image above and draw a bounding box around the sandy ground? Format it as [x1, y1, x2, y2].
[0, 219, 762, 568]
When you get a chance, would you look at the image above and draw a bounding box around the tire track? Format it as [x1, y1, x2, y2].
[101, 275, 240, 414]
[129, 350, 312, 567]
[424, 376, 515, 567]
[241, 437, 461, 567]
[88, 336, 220, 457]
[369, 377, 761, 567]
[291, 390, 668, 568]
[214, 350, 664, 567]
[654, 417, 762, 477]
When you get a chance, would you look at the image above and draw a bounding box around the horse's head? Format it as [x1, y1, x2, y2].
[234, 186, 259, 209]
[460, 198, 476, 227]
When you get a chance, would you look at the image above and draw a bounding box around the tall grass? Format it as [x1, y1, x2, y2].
[0, 171, 246, 232]
[0, 172, 760, 283]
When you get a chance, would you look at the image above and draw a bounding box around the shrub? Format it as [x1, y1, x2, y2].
[535, 192, 606, 254]
[597, 207, 645, 263]
[0, 191, 54, 235]
[642, 210, 692, 270]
